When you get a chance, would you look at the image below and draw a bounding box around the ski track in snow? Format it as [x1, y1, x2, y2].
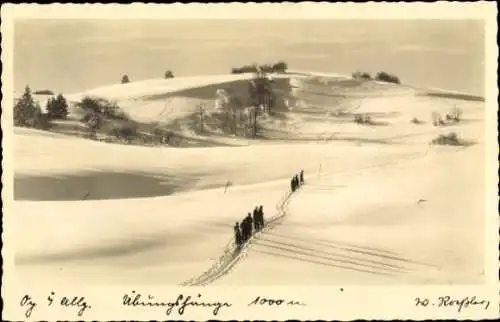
[180, 140, 465, 286]
[179, 100, 469, 286]
[181, 190, 293, 286]
[180, 101, 363, 286]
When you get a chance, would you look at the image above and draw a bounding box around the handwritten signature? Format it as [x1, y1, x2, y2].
[415, 296, 490, 312]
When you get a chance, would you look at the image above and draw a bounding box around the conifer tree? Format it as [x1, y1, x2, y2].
[14, 86, 38, 127]
[46, 93, 69, 119]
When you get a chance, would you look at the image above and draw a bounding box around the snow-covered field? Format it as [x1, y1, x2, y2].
[12, 73, 486, 286]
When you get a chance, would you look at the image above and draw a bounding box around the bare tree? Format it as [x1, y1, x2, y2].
[451, 106, 462, 122]
[198, 104, 205, 133]
[231, 106, 238, 135]
[431, 111, 444, 126]
[246, 105, 260, 138]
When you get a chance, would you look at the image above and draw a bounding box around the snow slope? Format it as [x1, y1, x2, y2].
[219, 140, 485, 285]
[65, 73, 292, 125]
[12, 73, 486, 286]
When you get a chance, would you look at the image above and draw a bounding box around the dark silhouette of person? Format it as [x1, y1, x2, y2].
[246, 213, 253, 237]
[260, 210, 264, 230]
[254, 206, 261, 231]
[300, 170, 304, 185]
[291, 176, 296, 192]
[294, 174, 300, 188]
[253, 206, 259, 231]
[253, 207, 259, 231]
[240, 220, 247, 242]
[246, 215, 253, 241]
[234, 222, 242, 248]
[259, 205, 265, 229]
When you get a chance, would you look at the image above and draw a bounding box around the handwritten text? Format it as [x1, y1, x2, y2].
[248, 296, 306, 307]
[20, 292, 92, 318]
[415, 296, 490, 312]
[123, 291, 231, 316]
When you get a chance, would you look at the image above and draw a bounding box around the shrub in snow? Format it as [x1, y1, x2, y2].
[164, 70, 175, 79]
[76, 96, 129, 139]
[231, 61, 288, 74]
[108, 122, 138, 143]
[121, 74, 130, 84]
[375, 71, 400, 84]
[411, 117, 424, 124]
[272, 61, 288, 73]
[431, 132, 461, 146]
[76, 97, 128, 121]
[352, 71, 372, 80]
[354, 114, 373, 125]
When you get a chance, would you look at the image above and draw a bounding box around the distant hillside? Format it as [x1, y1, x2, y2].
[66, 73, 292, 127]
[17, 71, 484, 149]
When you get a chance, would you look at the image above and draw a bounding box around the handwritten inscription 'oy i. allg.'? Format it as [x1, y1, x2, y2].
[20, 292, 92, 318]
[122, 290, 232, 316]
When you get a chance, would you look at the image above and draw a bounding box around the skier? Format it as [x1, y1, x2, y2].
[253, 207, 260, 231]
[294, 174, 300, 189]
[240, 220, 247, 243]
[234, 222, 242, 248]
[246, 213, 253, 238]
[259, 205, 265, 229]
[259, 208, 263, 231]
[300, 170, 304, 185]
[291, 176, 296, 193]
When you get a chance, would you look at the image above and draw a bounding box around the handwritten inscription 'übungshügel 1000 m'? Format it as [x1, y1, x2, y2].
[122, 291, 232, 316]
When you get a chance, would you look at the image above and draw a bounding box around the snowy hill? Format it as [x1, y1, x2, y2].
[12, 71, 485, 286]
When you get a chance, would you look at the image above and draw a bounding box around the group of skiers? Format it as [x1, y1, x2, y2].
[234, 205, 265, 248]
[291, 169, 305, 193]
[232, 170, 306, 249]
